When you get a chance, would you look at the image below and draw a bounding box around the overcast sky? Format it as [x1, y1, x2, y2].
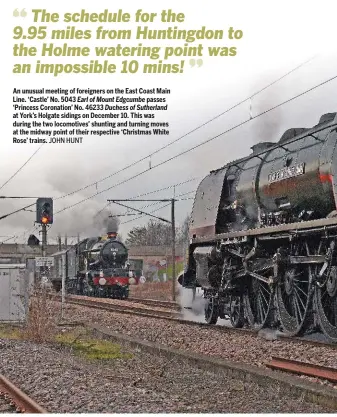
[0, 0, 336, 244]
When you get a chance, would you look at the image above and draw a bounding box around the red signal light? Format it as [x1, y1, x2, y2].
[36, 198, 53, 225]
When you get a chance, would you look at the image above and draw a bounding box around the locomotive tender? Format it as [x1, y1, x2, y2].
[180, 112, 337, 341]
[51, 232, 138, 298]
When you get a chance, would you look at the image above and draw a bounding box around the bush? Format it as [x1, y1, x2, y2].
[23, 287, 59, 343]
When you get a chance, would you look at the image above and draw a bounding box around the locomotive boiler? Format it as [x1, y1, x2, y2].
[180, 112, 337, 341]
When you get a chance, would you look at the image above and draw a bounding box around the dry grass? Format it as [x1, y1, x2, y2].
[130, 281, 177, 301]
[23, 287, 59, 343]
[0, 324, 23, 340]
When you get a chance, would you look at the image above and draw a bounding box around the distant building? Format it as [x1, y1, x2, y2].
[0, 243, 185, 282]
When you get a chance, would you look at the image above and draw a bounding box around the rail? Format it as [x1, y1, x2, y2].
[266, 357, 337, 383]
[0, 375, 47, 413]
[66, 295, 180, 319]
[118, 296, 179, 310]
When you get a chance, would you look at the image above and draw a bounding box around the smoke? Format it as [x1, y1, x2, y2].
[177, 286, 207, 322]
[249, 76, 283, 144]
[252, 112, 282, 144]
[177, 286, 233, 326]
[257, 328, 284, 341]
[92, 209, 120, 234]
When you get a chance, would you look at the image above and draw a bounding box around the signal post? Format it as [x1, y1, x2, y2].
[35, 198, 53, 281]
[41, 224, 47, 257]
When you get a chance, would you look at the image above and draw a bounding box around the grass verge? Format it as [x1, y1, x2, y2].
[55, 330, 133, 361]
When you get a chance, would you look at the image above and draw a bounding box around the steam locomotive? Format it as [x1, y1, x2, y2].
[179, 112, 337, 341]
[50, 232, 139, 298]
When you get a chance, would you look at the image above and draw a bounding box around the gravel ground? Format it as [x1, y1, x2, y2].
[57, 302, 337, 389]
[0, 335, 333, 413]
[61, 303, 337, 367]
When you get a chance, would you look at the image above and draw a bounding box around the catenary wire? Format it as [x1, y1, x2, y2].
[54, 74, 337, 215]
[4, 65, 333, 241]
[0, 145, 44, 191]
[0, 58, 317, 226]
[4, 73, 336, 242]
[121, 202, 173, 225]
[5, 187, 196, 243]
[54, 56, 316, 200]
[111, 189, 196, 217]
[92, 178, 200, 219]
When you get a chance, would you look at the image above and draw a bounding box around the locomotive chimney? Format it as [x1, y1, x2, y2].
[107, 231, 117, 240]
[250, 142, 274, 154]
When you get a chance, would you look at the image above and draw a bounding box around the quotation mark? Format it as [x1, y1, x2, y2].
[13, 9, 27, 17]
[189, 59, 203, 68]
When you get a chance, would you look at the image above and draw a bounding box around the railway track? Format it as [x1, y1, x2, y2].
[66, 295, 180, 319]
[128, 296, 180, 310]
[63, 294, 337, 350]
[0, 375, 47, 413]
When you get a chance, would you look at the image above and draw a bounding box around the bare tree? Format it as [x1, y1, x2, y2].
[126, 220, 171, 246]
[177, 214, 191, 245]
[126, 216, 191, 246]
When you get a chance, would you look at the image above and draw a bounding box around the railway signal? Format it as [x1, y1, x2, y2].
[36, 197, 53, 265]
[36, 198, 53, 224]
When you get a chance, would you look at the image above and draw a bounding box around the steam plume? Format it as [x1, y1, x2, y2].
[93, 209, 120, 234]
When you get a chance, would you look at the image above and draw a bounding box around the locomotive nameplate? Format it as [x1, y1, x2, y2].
[268, 162, 305, 183]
